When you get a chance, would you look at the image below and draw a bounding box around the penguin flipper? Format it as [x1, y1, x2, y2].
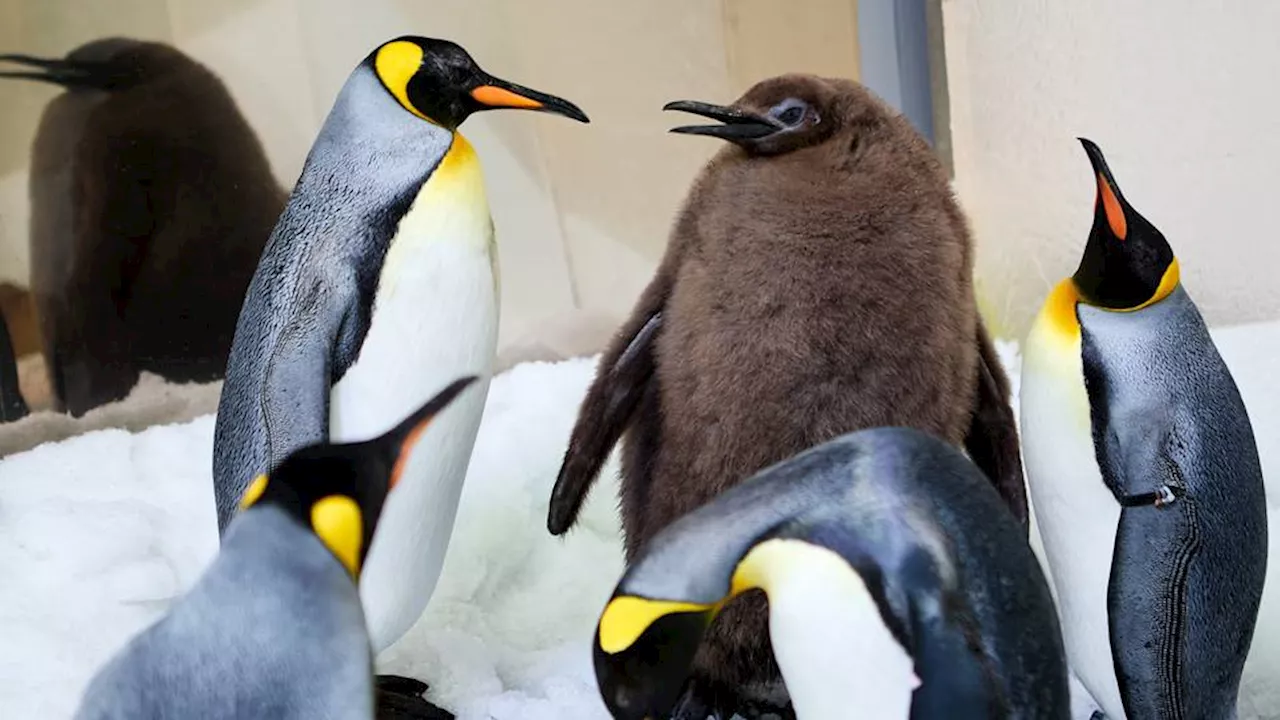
[964, 319, 1028, 528]
[259, 283, 353, 467]
[547, 309, 663, 535]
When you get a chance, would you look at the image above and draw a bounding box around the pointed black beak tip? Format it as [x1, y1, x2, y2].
[558, 103, 590, 124]
[661, 100, 779, 141]
[1077, 137, 1110, 174]
[445, 374, 481, 399]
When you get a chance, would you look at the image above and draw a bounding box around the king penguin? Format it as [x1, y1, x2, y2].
[548, 74, 1022, 717]
[212, 35, 588, 704]
[592, 426, 1069, 720]
[1020, 139, 1268, 720]
[72, 376, 476, 720]
[1, 38, 287, 415]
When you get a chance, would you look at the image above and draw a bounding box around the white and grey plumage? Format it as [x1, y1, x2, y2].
[74, 376, 476, 720]
[210, 36, 588, 675]
[592, 426, 1069, 720]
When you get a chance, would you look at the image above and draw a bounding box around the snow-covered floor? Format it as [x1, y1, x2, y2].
[1, 326, 1277, 718]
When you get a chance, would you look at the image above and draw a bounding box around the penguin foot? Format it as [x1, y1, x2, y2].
[374, 675, 454, 720]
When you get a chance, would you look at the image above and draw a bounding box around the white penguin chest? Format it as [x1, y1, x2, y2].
[328, 239, 497, 440]
[329, 132, 498, 442]
[327, 133, 500, 652]
[744, 540, 919, 720]
[1021, 305, 1126, 719]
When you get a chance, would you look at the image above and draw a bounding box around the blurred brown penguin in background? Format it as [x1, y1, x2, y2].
[548, 74, 1024, 719]
[0, 38, 286, 416]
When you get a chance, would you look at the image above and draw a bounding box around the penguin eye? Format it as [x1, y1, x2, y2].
[771, 98, 813, 128]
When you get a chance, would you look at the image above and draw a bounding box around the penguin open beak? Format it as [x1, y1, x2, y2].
[0, 53, 119, 89]
[469, 76, 589, 123]
[663, 100, 780, 142]
[1078, 137, 1130, 241]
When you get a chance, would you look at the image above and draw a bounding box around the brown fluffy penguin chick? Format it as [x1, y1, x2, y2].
[548, 74, 1024, 719]
[2, 38, 286, 416]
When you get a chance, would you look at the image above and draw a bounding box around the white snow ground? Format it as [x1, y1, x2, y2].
[0, 327, 1276, 718]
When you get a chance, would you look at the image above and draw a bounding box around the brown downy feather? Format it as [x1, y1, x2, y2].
[12, 38, 286, 416]
[550, 74, 1023, 714]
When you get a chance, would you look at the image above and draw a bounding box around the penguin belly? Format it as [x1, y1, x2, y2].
[329, 143, 498, 652]
[1020, 310, 1126, 719]
[746, 539, 917, 720]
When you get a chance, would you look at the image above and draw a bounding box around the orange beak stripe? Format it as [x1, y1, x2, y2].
[471, 85, 543, 110]
[389, 416, 434, 490]
[1098, 172, 1128, 240]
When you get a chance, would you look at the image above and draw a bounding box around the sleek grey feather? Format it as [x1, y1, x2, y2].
[74, 506, 373, 720]
[1080, 286, 1268, 720]
[211, 64, 452, 530]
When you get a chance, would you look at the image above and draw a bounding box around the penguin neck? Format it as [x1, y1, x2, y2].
[386, 129, 494, 261]
[220, 505, 357, 591]
[731, 538, 919, 719]
[302, 66, 457, 207]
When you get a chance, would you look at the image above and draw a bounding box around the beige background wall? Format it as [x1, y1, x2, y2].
[942, 0, 1280, 339]
[0, 0, 862, 361]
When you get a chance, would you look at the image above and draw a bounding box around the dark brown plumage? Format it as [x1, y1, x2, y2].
[3, 38, 286, 416]
[548, 74, 1024, 718]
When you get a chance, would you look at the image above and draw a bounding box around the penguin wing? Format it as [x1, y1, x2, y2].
[547, 309, 663, 534]
[963, 319, 1028, 528]
[259, 277, 354, 464]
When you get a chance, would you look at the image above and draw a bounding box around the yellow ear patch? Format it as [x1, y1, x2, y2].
[311, 495, 364, 577]
[374, 40, 431, 123]
[597, 596, 712, 654]
[238, 474, 268, 510]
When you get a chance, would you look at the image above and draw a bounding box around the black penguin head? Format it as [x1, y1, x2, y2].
[593, 594, 716, 719]
[237, 376, 478, 578]
[0, 38, 189, 91]
[591, 528, 902, 719]
[367, 36, 589, 131]
[1071, 138, 1179, 310]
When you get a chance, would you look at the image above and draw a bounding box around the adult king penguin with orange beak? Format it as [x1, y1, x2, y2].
[212, 36, 588, 717]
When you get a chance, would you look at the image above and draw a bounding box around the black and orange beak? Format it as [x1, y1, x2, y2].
[469, 75, 589, 123]
[663, 100, 780, 143]
[384, 375, 480, 490]
[1079, 137, 1130, 242]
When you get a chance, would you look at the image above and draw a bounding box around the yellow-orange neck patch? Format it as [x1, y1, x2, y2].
[374, 40, 432, 123]
[1039, 278, 1082, 342]
[1115, 257, 1181, 313]
[436, 132, 478, 178]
